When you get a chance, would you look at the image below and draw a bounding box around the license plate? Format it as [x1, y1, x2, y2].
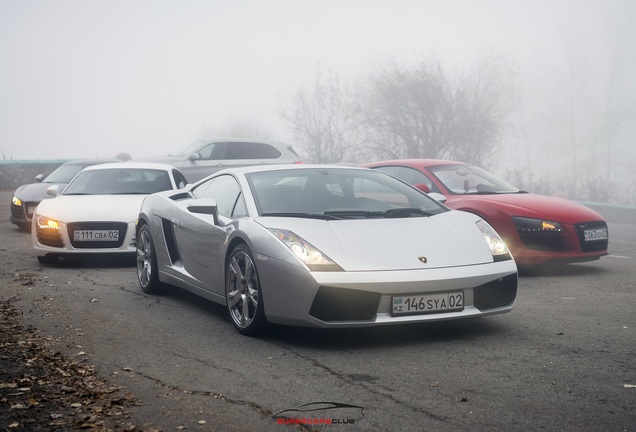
[74, 230, 119, 241]
[392, 292, 464, 315]
[584, 228, 607, 241]
[27, 205, 36, 216]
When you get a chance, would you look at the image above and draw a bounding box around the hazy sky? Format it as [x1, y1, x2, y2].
[0, 0, 627, 160]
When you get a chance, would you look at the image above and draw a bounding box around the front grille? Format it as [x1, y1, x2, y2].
[67, 222, 127, 249]
[310, 287, 381, 322]
[36, 226, 64, 248]
[10, 204, 24, 220]
[473, 274, 517, 310]
[11, 202, 38, 221]
[575, 221, 608, 252]
[515, 226, 570, 252]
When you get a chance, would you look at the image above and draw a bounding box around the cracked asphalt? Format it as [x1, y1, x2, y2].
[1, 191, 635, 431]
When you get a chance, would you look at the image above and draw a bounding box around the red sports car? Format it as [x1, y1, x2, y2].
[362, 159, 609, 265]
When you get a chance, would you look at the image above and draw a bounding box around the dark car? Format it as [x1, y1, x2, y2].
[363, 159, 609, 266]
[133, 138, 302, 183]
[10, 158, 119, 231]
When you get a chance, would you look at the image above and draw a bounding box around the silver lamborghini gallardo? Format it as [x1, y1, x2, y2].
[136, 165, 517, 336]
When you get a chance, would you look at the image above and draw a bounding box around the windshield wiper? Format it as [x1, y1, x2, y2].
[383, 208, 435, 217]
[324, 208, 434, 219]
[324, 210, 387, 219]
[465, 190, 523, 195]
[260, 212, 339, 220]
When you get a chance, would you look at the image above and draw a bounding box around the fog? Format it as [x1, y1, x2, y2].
[1, 0, 634, 203]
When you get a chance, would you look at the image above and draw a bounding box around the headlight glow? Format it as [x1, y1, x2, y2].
[512, 216, 563, 232]
[36, 215, 61, 230]
[542, 221, 557, 230]
[269, 228, 343, 271]
[12, 196, 22, 206]
[476, 220, 510, 256]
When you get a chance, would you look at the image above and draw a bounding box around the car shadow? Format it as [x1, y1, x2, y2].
[517, 262, 607, 277]
[263, 318, 509, 349]
[148, 285, 510, 348]
[41, 254, 137, 269]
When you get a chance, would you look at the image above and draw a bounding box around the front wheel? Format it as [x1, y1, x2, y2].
[136, 224, 165, 294]
[225, 244, 267, 336]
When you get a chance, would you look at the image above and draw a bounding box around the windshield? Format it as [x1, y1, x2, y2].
[64, 169, 173, 195]
[247, 168, 447, 219]
[428, 164, 519, 195]
[43, 164, 89, 183]
[171, 140, 203, 157]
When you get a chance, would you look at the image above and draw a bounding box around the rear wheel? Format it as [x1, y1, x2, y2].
[225, 244, 266, 336]
[136, 224, 164, 294]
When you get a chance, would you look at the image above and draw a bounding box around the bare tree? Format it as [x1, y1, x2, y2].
[352, 54, 518, 166]
[451, 54, 519, 167]
[536, 1, 636, 203]
[279, 65, 355, 163]
[598, 5, 636, 187]
[198, 117, 273, 141]
[353, 57, 454, 160]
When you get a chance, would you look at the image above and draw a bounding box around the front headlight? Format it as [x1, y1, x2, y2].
[476, 219, 510, 257]
[512, 216, 563, 233]
[269, 228, 343, 272]
[35, 215, 61, 230]
[12, 196, 22, 206]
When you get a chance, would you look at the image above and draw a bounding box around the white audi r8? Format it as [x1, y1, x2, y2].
[136, 165, 518, 336]
[32, 162, 188, 263]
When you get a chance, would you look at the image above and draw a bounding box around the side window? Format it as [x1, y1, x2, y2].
[193, 175, 245, 218]
[196, 142, 228, 160]
[172, 169, 188, 189]
[226, 142, 282, 160]
[375, 166, 438, 193]
[192, 177, 214, 198]
[196, 143, 216, 159]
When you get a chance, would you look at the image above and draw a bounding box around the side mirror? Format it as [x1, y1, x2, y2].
[189, 153, 202, 161]
[35, 174, 44, 183]
[428, 192, 447, 204]
[187, 198, 219, 225]
[414, 183, 431, 193]
[46, 185, 61, 197]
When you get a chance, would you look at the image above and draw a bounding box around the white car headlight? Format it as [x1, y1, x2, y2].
[476, 219, 511, 258]
[12, 196, 22, 206]
[35, 215, 61, 230]
[269, 228, 343, 271]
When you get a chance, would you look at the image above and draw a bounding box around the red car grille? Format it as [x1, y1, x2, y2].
[575, 221, 609, 252]
[515, 229, 570, 252]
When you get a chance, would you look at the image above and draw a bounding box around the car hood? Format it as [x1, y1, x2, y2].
[35, 195, 147, 223]
[13, 182, 67, 202]
[448, 193, 604, 223]
[256, 211, 495, 271]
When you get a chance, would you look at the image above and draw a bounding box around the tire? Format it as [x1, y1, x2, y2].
[17, 222, 31, 233]
[136, 224, 164, 294]
[225, 244, 267, 336]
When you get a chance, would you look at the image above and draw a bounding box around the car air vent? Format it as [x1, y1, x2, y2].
[170, 192, 191, 201]
[36, 227, 64, 248]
